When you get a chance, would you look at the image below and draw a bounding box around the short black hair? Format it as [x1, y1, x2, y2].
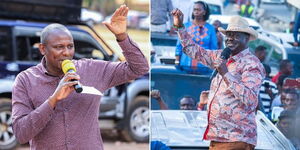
[180, 96, 196, 105]
[192, 1, 210, 21]
[286, 88, 300, 99]
[279, 109, 295, 120]
[279, 59, 291, 71]
[255, 45, 267, 53]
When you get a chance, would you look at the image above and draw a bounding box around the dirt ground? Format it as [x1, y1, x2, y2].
[15, 133, 149, 150]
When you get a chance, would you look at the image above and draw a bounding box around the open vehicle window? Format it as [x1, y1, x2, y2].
[0, 27, 13, 61]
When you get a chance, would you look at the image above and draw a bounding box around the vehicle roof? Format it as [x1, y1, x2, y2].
[0, 19, 84, 32]
[209, 15, 263, 30]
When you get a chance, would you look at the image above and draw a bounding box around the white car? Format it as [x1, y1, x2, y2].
[104, 10, 148, 29]
[81, 8, 104, 25]
[208, 14, 264, 31]
[151, 110, 296, 150]
[262, 0, 285, 4]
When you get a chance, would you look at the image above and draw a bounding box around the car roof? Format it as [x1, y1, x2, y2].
[209, 15, 263, 30]
[0, 19, 84, 32]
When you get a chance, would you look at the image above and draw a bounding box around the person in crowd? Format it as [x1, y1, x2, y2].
[213, 20, 224, 49]
[293, 11, 300, 47]
[239, 0, 254, 18]
[151, 89, 197, 110]
[151, 0, 173, 33]
[173, 7, 265, 149]
[198, 90, 209, 110]
[11, 5, 149, 149]
[276, 110, 296, 142]
[294, 109, 300, 149]
[271, 75, 289, 110]
[255, 45, 278, 117]
[286, 21, 294, 34]
[283, 89, 300, 111]
[175, 1, 217, 74]
[272, 60, 293, 84]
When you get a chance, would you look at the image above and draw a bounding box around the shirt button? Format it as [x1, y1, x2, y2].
[66, 124, 69, 127]
[64, 108, 68, 112]
[67, 141, 71, 145]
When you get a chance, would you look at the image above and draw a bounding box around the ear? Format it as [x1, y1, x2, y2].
[39, 43, 46, 55]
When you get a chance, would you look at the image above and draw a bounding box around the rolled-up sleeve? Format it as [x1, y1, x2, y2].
[12, 73, 54, 144]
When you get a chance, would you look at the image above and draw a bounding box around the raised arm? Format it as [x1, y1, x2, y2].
[171, 9, 221, 68]
[102, 4, 129, 41]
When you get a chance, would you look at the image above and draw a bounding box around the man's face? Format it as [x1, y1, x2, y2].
[284, 63, 293, 75]
[193, 3, 205, 19]
[284, 93, 299, 110]
[280, 92, 287, 105]
[278, 117, 294, 136]
[39, 30, 74, 75]
[180, 98, 196, 110]
[225, 31, 249, 55]
[255, 50, 267, 62]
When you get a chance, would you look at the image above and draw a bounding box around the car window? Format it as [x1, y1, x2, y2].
[249, 38, 282, 75]
[73, 40, 104, 60]
[16, 36, 42, 62]
[0, 27, 13, 61]
[207, 4, 221, 15]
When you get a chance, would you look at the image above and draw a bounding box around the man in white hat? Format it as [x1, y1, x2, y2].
[172, 9, 265, 150]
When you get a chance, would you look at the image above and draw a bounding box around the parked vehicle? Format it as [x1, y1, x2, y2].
[81, 8, 104, 25]
[0, 1, 149, 149]
[261, 0, 285, 4]
[151, 110, 296, 150]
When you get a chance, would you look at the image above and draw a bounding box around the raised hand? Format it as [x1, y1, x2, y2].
[171, 8, 184, 28]
[102, 5, 128, 36]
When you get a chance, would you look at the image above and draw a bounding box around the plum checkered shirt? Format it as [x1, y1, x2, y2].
[178, 28, 265, 145]
[12, 37, 149, 150]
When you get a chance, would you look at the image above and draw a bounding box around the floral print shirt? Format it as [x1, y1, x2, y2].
[178, 27, 265, 145]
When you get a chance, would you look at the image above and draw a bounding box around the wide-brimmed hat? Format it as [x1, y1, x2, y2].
[218, 16, 258, 41]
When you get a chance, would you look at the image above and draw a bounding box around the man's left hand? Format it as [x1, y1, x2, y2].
[102, 4, 128, 40]
[214, 58, 228, 76]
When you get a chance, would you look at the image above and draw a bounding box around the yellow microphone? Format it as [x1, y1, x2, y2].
[61, 60, 83, 93]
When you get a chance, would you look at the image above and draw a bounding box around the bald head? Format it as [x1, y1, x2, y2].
[41, 23, 72, 44]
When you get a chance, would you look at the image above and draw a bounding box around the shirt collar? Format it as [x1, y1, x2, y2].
[230, 48, 250, 62]
[40, 57, 62, 77]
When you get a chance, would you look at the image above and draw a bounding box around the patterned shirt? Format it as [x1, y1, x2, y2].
[178, 28, 265, 145]
[175, 22, 217, 74]
[12, 37, 149, 150]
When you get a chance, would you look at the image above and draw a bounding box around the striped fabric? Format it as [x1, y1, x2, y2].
[259, 80, 278, 114]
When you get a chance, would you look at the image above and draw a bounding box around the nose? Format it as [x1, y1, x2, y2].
[62, 47, 71, 56]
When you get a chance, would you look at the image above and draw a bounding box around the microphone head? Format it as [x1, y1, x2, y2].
[220, 47, 232, 59]
[62, 60, 76, 74]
